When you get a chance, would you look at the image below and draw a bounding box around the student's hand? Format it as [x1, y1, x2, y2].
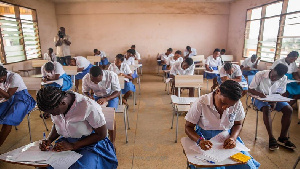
[258, 93, 266, 98]
[223, 138, 236, 149]
[42, 78, 47, 82]
[269, 102, 276, 111]
[199, 140, 213, 150]
[39, 140, 52, 151]
[119, 73, 124, 76]
[244, 67, 251, 71]
[53, 141, 74, 152]
[97, 98, 108, 105]
[257, 57, 261, 60]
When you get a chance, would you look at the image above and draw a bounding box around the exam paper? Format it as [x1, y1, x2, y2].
[41, 78, 63, 86]
[13, 145, 54, 162]
[48, 151, 82, 169]
[258, 94, 293, 102]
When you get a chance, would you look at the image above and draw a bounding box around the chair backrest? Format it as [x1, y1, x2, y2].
[87, 56, 100, 64]
[257, 62, 267, 70]
[240, 60, 244, 65]
[101, 107, 115, 130]
[32, 60, 48, 68]
[221, 55, 234, 62]
[22, 77, 42, 91]
[175, 75, 203, 88]
[191, 55, 205, 63]
[63, 66, 78, 75]
[118, 76, 125, 89]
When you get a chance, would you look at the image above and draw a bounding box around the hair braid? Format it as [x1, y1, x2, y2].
[36, 86, 66, 111]
[0, 65, 8, 77]
[219, 80, 243, 101]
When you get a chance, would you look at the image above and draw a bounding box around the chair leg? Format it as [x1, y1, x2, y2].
[138, 77, 141, 95]
[27, 113, 32, 143]
[293, 156, 300, 169]
[15, 126, 18, 130]
[165, 82, 167, 91]
[123, 108, 128, 143]
[255, 110, 258, 140]
[40, 110, 49, 131]
[171, 107, 175, 129]
[127, 108, 130, 130]
[175, 109, 179, 143]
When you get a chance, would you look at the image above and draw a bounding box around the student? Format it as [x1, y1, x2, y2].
[43, 48, 57, 62]
[184, 46, 197, 58]
[205, 48, 222, 91]
[221, 49, 226, 55]
[185, 80, 260, 169]
[218, 62, 248, 96]
[160, 48, 174, 70]
[240, 54, 260, 76]
[170, 58, 195, 97]
[124, 49, 136, 66]
[108, 54, 135, 107]
[37, 86, 118, 169]
[41, 61, 73, 91]
[271, 51, 300, 106]
[166, 50, 183, 70]
[67, 56, 93, 92]
[0, 66, 36, 147]
[130, 45, 141, 61]
[94, 49, 109, 69]
[249, 63, 296, 150]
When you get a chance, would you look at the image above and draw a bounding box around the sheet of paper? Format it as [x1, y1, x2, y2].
[41, 78, 63, 86]
[47, 151, 82, 169]
[171, 95, 198, 104]
[287, 79, 300, 83]
[204, 70, 219, 74]
[13, 144, 54, 162]
[258, 94, 293, 102]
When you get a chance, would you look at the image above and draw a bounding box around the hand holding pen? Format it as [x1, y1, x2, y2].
[39, 132, 52, 151]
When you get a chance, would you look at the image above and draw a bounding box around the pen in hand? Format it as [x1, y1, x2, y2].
[195, 156, 215, 164]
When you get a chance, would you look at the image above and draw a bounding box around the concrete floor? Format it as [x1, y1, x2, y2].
[0, 74, 299, 169]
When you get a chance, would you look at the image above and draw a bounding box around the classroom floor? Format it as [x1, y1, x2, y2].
[0, 74, 299, 169]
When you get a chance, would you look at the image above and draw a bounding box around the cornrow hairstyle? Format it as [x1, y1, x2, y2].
[223, 62, 232, 71]
[36, 86, 66, 111]
[175, 50, 182, 55]
[274, 63, 288, 77]
[213, 48, 221, 53]
[219, 80, 242, 101]
[45, 62, 55, 72]
[0, 65, 8, 77]
[287, 51, 299, 58]
[116, 54, 125, 62]
[185, 57, 194, 66]
[90, 66, 103, 77]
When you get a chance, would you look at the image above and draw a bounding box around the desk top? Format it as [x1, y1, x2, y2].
[204, 70, 219, 74]
[171, 95, 198, 105]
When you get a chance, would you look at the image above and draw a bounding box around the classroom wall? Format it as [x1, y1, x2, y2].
[55, 2, 230, 73]
[227, 0, 278, 61]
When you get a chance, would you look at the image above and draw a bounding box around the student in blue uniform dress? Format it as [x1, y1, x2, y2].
[37, 86, 118, 169]
[0, 66, 36, 146]
[94, 49, 109, 69]
[240, 54, 260, 76]
[205, 48, 223, 91]
[185, 80, 260, 169]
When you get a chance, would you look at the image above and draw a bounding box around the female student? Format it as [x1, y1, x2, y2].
[185, 80, 260, 169]
[108, 54, 135, 107]
[124, 49, 136, 66]
[240, 54, 260, 76]
[94, 49, 109, 69]
[37, 86, 118, 169]
[160, 48, 174, 70]
[205, 48, 222, 91]
[43, 48, 57, 62]
[166, 50, 183, 70]
[67, 56, 93, 92]
[0, 66, 36, 146]
[41, 61, 73, 91]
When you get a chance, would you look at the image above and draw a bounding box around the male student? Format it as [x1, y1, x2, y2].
[94, 49, 109, 69]
[43, 48, 57, 62]
[82, 66, 121, 146]
[184, 46, 197, 58]
[160, 48, 174, 70]
[170, 58, 195, 97]
[240, 54, 260, 76]
[221, 49, 226, 55]
[249, 63, 296, 151]
[130, 45, 141, 61]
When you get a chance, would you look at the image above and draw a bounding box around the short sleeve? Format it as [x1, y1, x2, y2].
[54, 62, 65, 75]
[292, 63, 298, 73]
[235, 65, 242, 76]
[187, 65, 195, 75]
[82, 74, 91, 93]
[170, 64, 177, 76]
[205, 57, 210, 65]
[125, 64, 132, 74]
[9, 74, 21, 88]
[249, 72, 261, 89]
[85, 101, 106, 129]
[233, 101, 245, 121]
[107, 64, 113, 72]
[110, 72, 121, 92]
[41, 65, 46, 77]
[185, 99, 202, 125]
[278, 76, 287, 94]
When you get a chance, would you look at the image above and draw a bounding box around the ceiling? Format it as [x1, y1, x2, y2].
[51, 0, 234, 3]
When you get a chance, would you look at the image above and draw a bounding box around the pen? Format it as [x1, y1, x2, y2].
[43, 132, 46, 140]
[195, 156, 215, 164]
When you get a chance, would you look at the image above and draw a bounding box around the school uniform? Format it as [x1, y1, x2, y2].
[242, 57, 259, 76]
[170, 61, 195, 76]
[135, 51, 141, 60]
[74, 56, 93, 80]
[249, 70, 289, 111]
[167, 56, 184, 68]
[108, 63, 136, 94]
[41, 62, 72, 91]
[160, 53, 174, 70]
[204, 55, 222, 79]
[185, 93, 260, 169]
[0, 71, 36, 126]
[82, 71, 121, 110]
[124, 57, 135, 66]
[47, 92, 118, 169]
[218, 64, 248, 90]
[271, 58, 300, 96]
[43, 53, 57, 62]
[95, 51, 109, 66]
[184, 48, 197, 58]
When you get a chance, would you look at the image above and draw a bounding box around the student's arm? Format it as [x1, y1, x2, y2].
[77, 67, 84, 72]
[122, 73, 133, 80]
[46, 74, 60, 81]
[223, 120, 243, 149]
[40, 125, 60, 151]
[63, 37, 71, 46]
[185, 121, 212, 150]
[292, 71, 300, 80]
[83, 92, 94, 100]
[231, 75, 242, 82]
[0, 87, 17, 99]
[248, 88, 266, 98]
[253, 57, 260, 69]
[205, 64, 213, 72]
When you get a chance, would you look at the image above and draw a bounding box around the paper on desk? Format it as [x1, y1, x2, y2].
[171, 95, 198, 104]
[41, 78, 63, 86]
[13, 145, 54, 162]
[190, 131, 250, 162]
[258, 94, 293, 102]
[204, 70, 219, 74]
[47, 151, 82, 169]
[287, 79, 300, 83]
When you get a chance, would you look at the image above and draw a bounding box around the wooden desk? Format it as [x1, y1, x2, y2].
[181, 137, 244, 168]
[194, 67, 205, 75]
[175, 75, 203, 97]
[129, 65, 141, 95]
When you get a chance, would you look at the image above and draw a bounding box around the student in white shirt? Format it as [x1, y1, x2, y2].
[54, 27, 71, 65]
[0, 66, 36, 146]
[94, 49, 109, 69]
[185, 80, 260, 169]
[124, 49, 136, 66]
[240, 54, 260, 76]
[271, 51, 300, 106]
[166, 50, 183, 70]
[205, 48, 222, 91]
[184, 46, 197, 58]
[108, 54, 135, 107]
[160, 48, 174, 70]
[249, 63, 296, 150]
[221, 49, 226, 55]
[37, 86, 118, 169]
[170, 58, 195, 97]
[67, 56, 93, 92]
[130, 45, 141, 61]
[43, 48, 57, 62]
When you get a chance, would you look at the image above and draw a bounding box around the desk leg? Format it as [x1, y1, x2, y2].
[167, 82, 170, 95]
[124, 108, 128, 143]
[206, 79, 209, 93]
[140, 67, 142, 76]
[178, 87, 181, 97]
[171, 106, 175, 129]
[27, 113, 32, 143]
[175, 107, 179, 143]
[138, 77, 141, 95]
[198, 87, 200, 97]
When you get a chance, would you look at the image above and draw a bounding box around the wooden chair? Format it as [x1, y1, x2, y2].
[174, 75, 203, 97]
[87, 56, 100, 65]
[191, 55, 205, 65]
[221, 55, 234, 62]
[31, 60, 48, 77]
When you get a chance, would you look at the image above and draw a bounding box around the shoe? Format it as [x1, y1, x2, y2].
[269, 137, 279, 151]
[278, 137, 296, 150]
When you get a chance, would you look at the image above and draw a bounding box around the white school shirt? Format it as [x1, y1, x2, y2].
[219, 64, 242, 79]
[205, 55, 222, 68]
[184, 48, 197, 58]
[124, 57, 135, 65]
[74, 56, 91, 70]
[170, 61, 195, 76]
[82, 71, 121, 97]
[167, 56, 184, 67]
[271, 58, 298, 74]
[95, 51, 106, 58]
[41, 61, 65, 77]
[160, 53, 174, 62]
[242, 57, 258, 70]
[43, 53, 57, 62]
[108, 63, 132, 82]
[185, 93, 245, 130]
[1, 71, 27, 92]
[51, 92, 106, 138]
[54, 35, 71, 57]
[135, 51, 141, 60]
[249, 70, 287, 95]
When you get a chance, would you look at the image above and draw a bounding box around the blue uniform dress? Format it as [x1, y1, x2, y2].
[94, 95, 119, 110]
[217, 75, 248, 90]
[242, 70, 259, 76]
[286, 73, 300, 97]
[44, 73, 73, 91]
[99, 57, 109, 66]
[76, 64, 93, 80]
[204, 67, 219, 79]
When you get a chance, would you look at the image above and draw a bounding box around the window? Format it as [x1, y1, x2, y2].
[243, 0, 300, 65]
[0, 2, 41, 64]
